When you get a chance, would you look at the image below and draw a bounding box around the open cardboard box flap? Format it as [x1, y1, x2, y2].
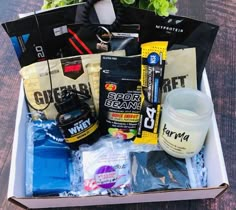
[7, 70, 229, 209]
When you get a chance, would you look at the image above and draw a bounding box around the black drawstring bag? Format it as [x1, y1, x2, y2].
[2, 2, 139, 68]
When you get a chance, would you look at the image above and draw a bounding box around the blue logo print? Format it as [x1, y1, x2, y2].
[147, 52, 160, 65]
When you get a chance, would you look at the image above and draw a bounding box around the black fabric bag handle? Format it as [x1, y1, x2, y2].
[23, 12, 53, 112]
[81, 0, 123, 34]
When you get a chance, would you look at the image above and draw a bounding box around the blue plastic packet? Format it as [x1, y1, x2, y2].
[26, 120, 72, 196]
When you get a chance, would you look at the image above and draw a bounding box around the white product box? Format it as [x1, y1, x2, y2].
[8, 71, 229, 209]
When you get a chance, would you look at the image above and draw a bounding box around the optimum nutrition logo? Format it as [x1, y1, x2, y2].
[155, 25, 184, 33]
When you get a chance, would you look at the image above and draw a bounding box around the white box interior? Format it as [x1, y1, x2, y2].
[7, 71, 229, 209]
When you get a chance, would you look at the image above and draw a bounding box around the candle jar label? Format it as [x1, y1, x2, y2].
[159, 122, 205, 157]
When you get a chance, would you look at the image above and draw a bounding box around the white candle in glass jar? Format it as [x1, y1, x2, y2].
[159, 88, 213, 158]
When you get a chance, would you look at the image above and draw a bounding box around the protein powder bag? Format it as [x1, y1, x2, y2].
[99, 55, 141, 140]
[122, 7, 219, 88]
[20, 55, 94, 120]
[162, 48, 197, 102]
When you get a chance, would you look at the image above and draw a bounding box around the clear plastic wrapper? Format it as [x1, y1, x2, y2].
[67, 136, 159, 197]
[79, 136, 132, 196]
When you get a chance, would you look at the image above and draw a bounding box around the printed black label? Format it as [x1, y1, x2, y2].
[59, 110, 98, 144]
[61, 57, 84, 80]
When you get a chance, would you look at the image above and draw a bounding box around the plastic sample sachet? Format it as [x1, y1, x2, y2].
[79, 136, 132, 196]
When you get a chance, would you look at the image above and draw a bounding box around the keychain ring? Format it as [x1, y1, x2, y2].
[96, 26, 112, 44]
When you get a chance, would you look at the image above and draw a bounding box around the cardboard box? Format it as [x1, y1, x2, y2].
[8, 71, 229, 209]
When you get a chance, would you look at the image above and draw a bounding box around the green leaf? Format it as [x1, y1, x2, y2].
[41, 0, 178, 17]
[139, 0, 150, 9]
[122, 0, 136, 5]
[153, 1, 160, 10]
[169, 6, 178, 14]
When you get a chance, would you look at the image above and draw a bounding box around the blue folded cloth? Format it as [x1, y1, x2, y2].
[26, 120, 71, 196]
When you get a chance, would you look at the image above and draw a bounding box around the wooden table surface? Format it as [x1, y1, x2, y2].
[0, 0, 235, 209]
